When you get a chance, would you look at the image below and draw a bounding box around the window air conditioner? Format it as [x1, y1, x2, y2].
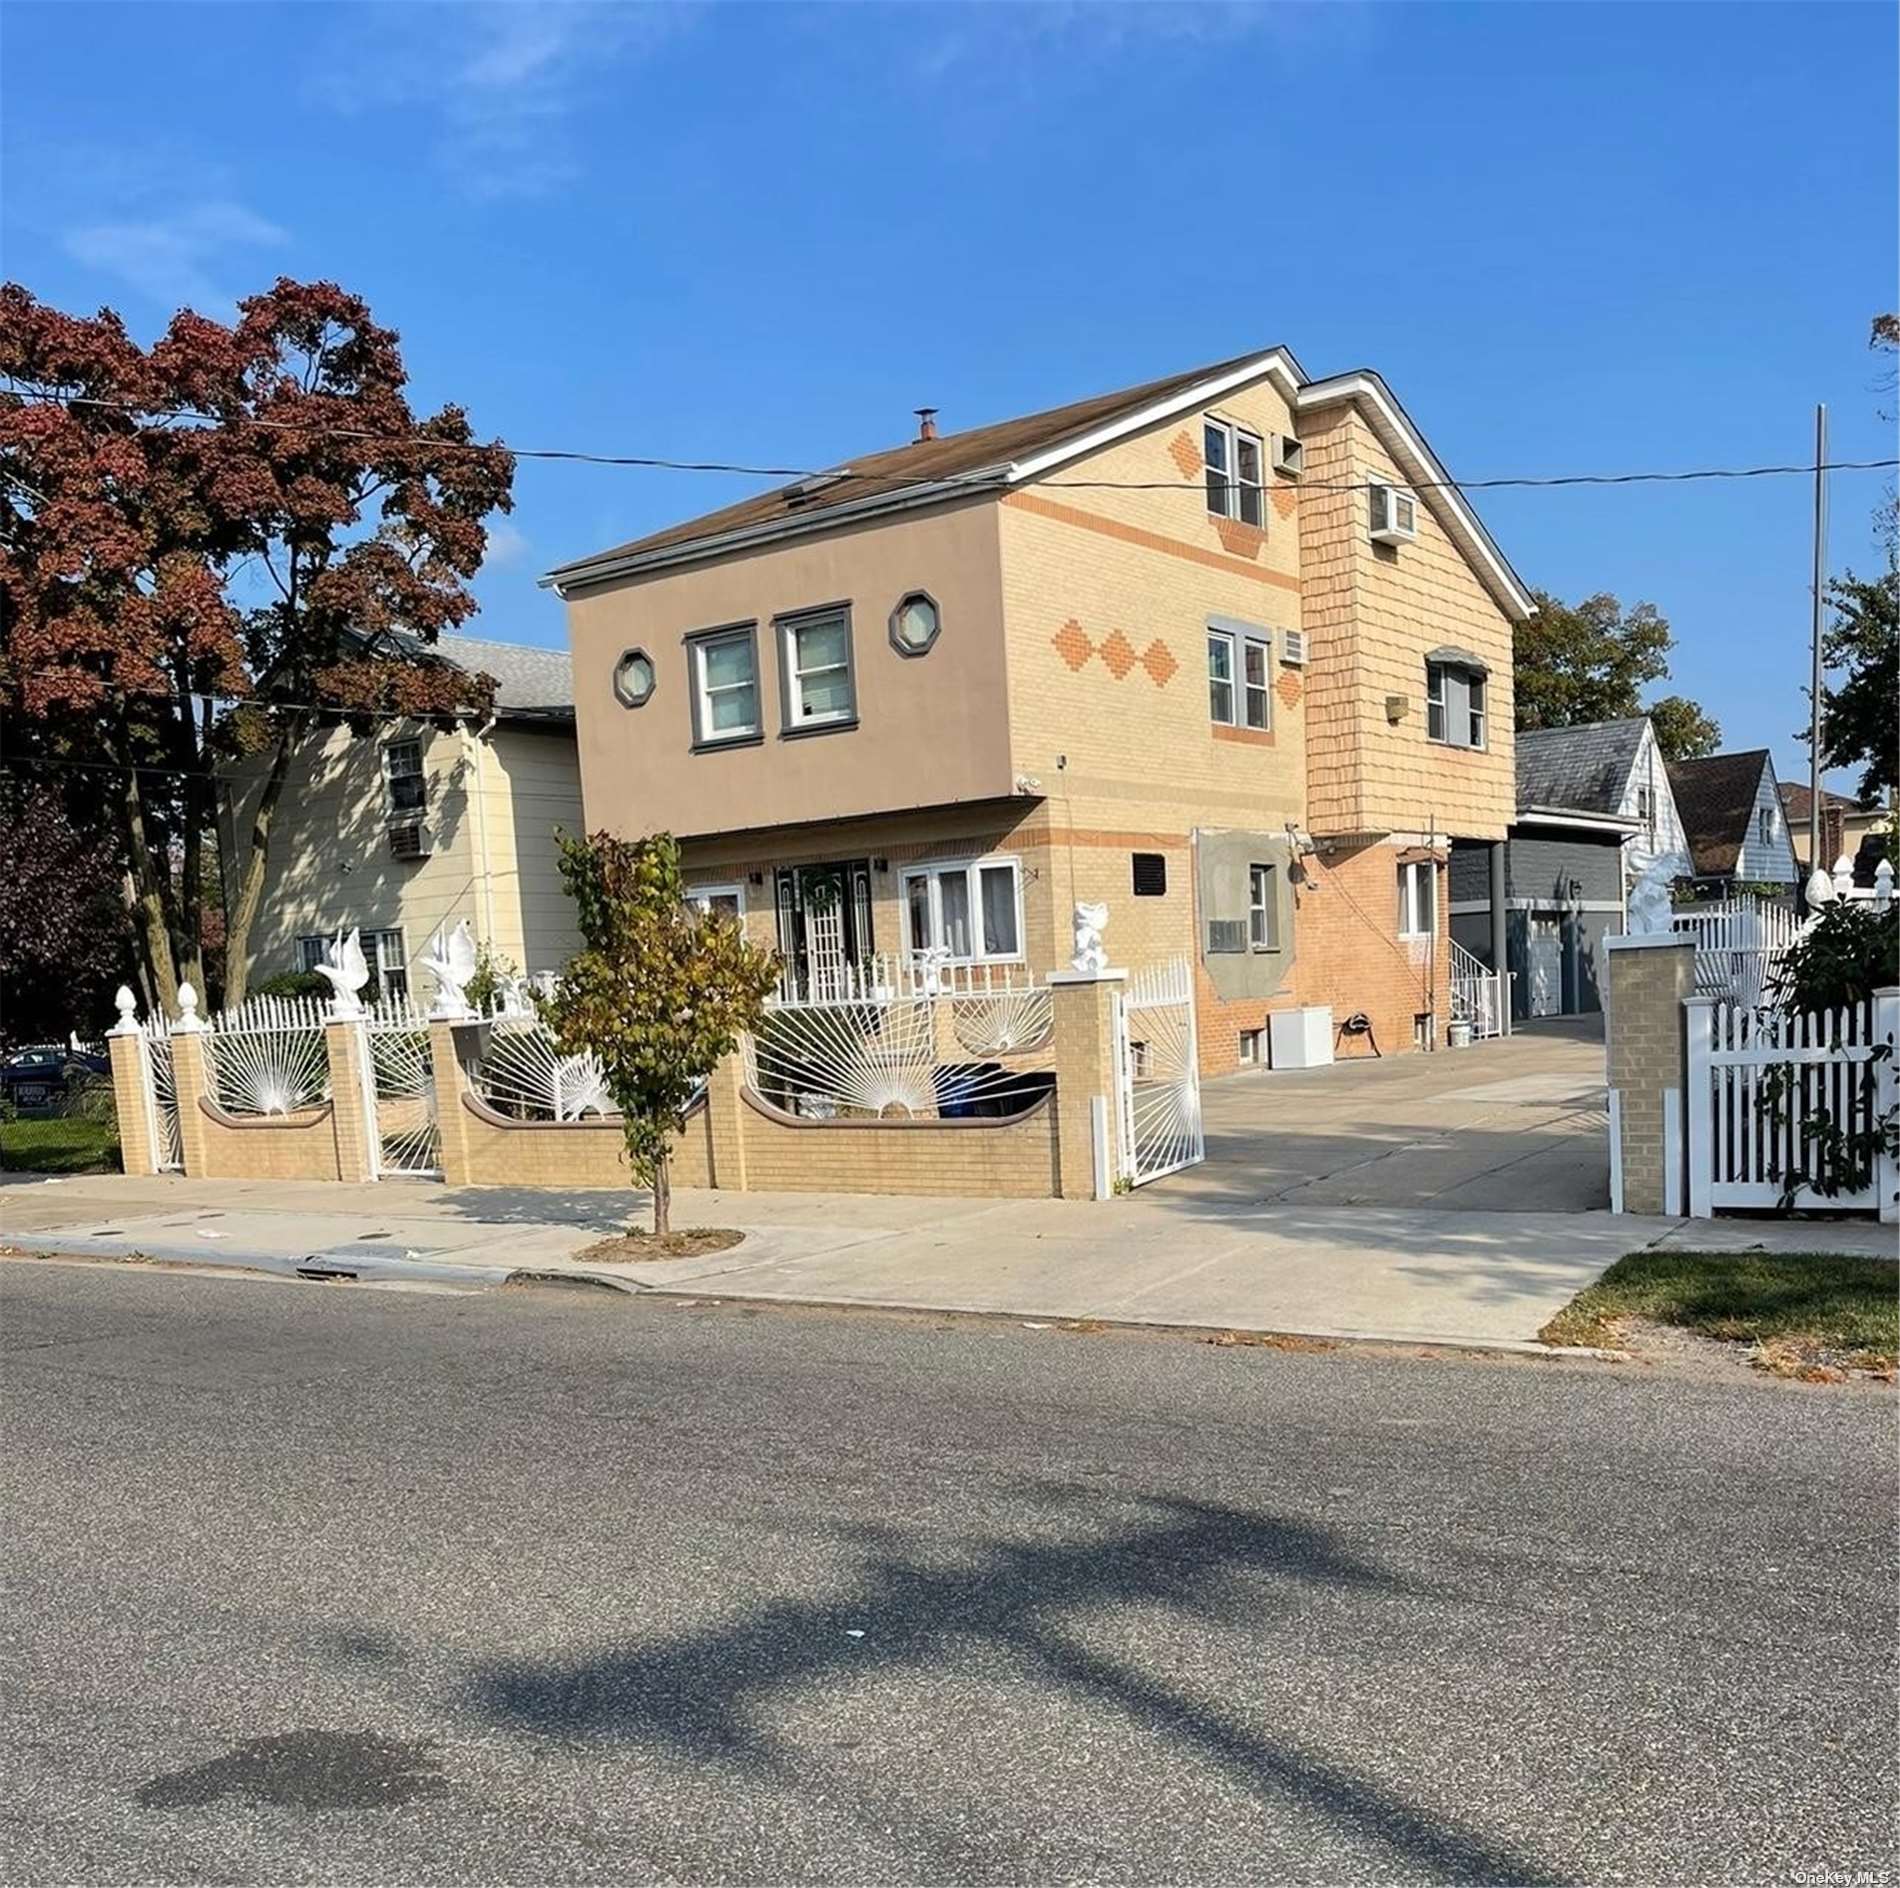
[1369, 484, 1418, 545]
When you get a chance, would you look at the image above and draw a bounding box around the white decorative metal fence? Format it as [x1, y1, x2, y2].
[1113, 957, 1204, 1186]
[1685, 994, 1898, 1218]
[362, 998, 441, 1178]
[465, 1017, 616, 1122]
[745, 984, 1055, 1122]
[207, 996, 329, 1117]
[141, 1014, 183, 1172]
[1671, 896, 1803, 1007]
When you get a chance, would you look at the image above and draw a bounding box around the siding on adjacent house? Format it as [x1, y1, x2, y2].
[1731, 762, 1801, 884]
[1617, 721, 1690, 881]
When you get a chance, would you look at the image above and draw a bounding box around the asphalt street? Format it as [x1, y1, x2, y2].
[3, 1260, 1895, 1886]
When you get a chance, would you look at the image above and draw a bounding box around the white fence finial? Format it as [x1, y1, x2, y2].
[173, 980, 206, 1032]
[1874, 858, 1894, 910]
[109, 985, 141, 1035]
[1831, 852, 1855, 901]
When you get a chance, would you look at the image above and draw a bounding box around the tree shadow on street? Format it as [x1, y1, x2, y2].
[466, 1491, 1556, 1884]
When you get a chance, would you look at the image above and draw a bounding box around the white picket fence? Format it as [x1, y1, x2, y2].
[1685, 993, 1898, 1220]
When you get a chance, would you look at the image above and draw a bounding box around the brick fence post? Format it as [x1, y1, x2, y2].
[106, 990, 159, 1177]
[167, 994, 213, 1181]
[428, 1020, 475, 1187]
[1047, 969, 1125, 1200]
[703, 1048, 750, 1191]
[323, 1018, 378, 1183]
[1603, 934, 1694, 1216]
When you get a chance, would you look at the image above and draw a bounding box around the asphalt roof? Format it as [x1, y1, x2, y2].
[1513, 718, 1649, 815]
[1666, 749, 1773, 877]
[544, 350, 1275, 583]
[433, 633, 573, 717]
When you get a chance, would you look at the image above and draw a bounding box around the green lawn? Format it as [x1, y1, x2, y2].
[0, 1115, 121, 1175]
[1542, 1249, 1899, 1374]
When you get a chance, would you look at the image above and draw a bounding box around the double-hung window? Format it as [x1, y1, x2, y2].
[1425, 659, 1487, 749]
[299, 927, 407, 997]
[1758, 805, 1776, 845]
[1398, 860, 1436, 939]
[1204, 418, 1265, 527]
[901, 858, 1022, 962]
[1208, 623, 1272, 730]
[1249, 864, 1279, 949]
[383, 740, 426, 818]
[778, 604, 856, 730]
[690, 626, 761, 745]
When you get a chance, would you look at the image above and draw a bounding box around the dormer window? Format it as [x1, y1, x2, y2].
[1204, 419, 1265, 528]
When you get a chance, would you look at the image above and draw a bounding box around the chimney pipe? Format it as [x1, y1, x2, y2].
[914, 407, 938, 443]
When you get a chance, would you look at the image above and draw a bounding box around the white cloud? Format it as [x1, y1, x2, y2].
[313, 3, 689, 201]
[62, 201, 288, 316]
[480, 518, 531, 569]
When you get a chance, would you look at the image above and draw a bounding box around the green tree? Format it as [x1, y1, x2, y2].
[1513, 590, 1721, 758]
[1814, 566, 1898, 803]
[547, 831, 779, 1235]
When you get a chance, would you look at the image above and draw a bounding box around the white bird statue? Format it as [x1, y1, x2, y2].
[424, 919, 479, 1019]
[315, 928, 371, 1018]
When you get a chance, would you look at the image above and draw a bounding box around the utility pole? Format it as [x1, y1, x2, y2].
[1805, 403, 1830, 904]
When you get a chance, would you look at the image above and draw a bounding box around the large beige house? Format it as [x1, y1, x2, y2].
[226, 634, 584, 999]
[546, 348, 1535, 1071]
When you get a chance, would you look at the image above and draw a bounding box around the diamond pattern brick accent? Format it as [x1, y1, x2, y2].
[1271, 484, 1298, 520]
[1276, 669, 1303, 709]
[1168, 429, 1202, 480]
[1211, 517, 1266, 559]
[1052, 619, 1094, 671]
[1140, 639, 1179, 687]
[1099, 629, 1138, 679]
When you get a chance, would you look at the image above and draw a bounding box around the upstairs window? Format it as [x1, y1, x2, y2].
[1208, 625, 1271, 730]
[1425, 661, 1487, 750]
[1758, 805, 1777, 845]
[690, 626, 761, 745]
[1204, 418, 1265, 528]
[1398, 859, 1436, 939]
[383, 740, 426, 817]
[778, 605, 856, 731]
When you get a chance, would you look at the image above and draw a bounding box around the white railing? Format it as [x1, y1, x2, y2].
[772, 952, 1040, 1008]
[1686, 993, 1898, 1219]
[1671, 894, 1803, 1007]
[1448, 940, 1506, 1040]
[465, 1016, 617, 1122]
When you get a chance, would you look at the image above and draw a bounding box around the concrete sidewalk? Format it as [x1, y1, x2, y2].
[8, 1170, 1893, 1349]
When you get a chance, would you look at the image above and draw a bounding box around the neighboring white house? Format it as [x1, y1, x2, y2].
[1665, 748, 1801, 893]
[1514, 718, 1689, 886]
[222, 634, 583, 998]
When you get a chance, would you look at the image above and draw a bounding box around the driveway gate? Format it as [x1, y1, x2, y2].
[364, 1009, 441, 1179]
[1113, 957, 1204, 1185]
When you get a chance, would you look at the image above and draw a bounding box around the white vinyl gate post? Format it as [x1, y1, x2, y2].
[1684, 994, 1715, 1219]
[1876, 987, 1899, 1226]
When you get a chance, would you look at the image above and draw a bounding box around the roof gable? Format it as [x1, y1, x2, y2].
[1666, 749, 1775, 877]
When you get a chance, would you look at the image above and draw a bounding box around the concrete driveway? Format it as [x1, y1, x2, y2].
[1152, 1017, 1610, 1214]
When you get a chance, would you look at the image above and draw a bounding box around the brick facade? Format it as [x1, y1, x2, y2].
[1604, 936, 1692, 1213]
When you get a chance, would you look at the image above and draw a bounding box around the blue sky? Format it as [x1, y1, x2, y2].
[4, 1, 1894, 786]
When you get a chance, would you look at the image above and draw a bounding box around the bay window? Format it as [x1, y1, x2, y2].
[901, 857, 1022, 961]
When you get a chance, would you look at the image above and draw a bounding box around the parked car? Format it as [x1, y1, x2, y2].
[1, 1044, 110, 1114]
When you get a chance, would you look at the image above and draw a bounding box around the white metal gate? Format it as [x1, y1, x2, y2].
[1113, 957, 1204, 1186]
[364, 1008, 441, 1179]
[142, 1016, 183, 1172]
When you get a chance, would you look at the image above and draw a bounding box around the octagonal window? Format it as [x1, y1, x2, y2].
[613, 647, 656, 708]
[889, 591, 941, 658]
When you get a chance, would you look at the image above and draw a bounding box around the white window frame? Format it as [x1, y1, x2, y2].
[1238, 1028, 1263, 1067]
[899, 854, 1024, 964]
[1758, 805, 1776, 845]
[688, 882, 746, 922]
[1398, 859, 1436, 939]
[1248, 863, 1278, 950]
[1204, 417, 1266, 528]
[690, 626, 761, 745]
[1241, 633, 1271, 731]
[1426, 664, 1448, 743]
[383, 739, 426, 819]
[1425, 661, 1487, 751]
[1208, 628, 1237, 725]
[1467, 670, 1487, 750]
[777, 604, 856, 731]
[301, 927, 407, 996]
[1369, 481, 1418, 541]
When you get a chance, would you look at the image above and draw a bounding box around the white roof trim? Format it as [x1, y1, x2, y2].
[1517, 807, 1643, 834]
[1004, 350, 1307, 485]
[1295, 372, 1536, 622]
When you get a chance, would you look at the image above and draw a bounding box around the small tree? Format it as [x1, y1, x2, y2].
[546, 831, 778, 1235]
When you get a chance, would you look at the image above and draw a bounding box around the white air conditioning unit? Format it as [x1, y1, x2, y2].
[1269, 434, 1304, 479]
[387, 821, 432, 861]
[1369, 484, 1418, 545]
[1281, 628, 1308, 666]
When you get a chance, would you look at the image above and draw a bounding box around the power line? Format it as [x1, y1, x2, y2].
[5, 391, 1896, 495]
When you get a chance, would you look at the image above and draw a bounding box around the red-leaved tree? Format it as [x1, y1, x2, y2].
[0, 279, 514, 1008]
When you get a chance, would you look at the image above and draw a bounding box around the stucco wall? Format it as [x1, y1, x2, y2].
[563, 499, 1015, 841]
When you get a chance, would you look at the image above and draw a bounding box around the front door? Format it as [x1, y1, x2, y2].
[775, 860, 875, 998]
